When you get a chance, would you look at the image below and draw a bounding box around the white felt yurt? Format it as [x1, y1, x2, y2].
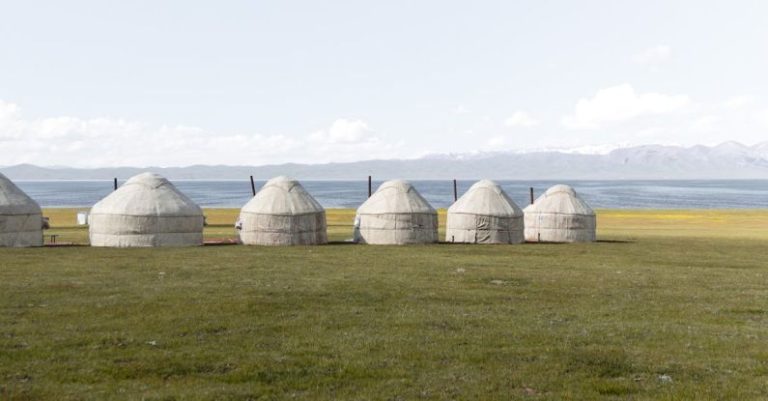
[238, 176, 327, 246]
[0, 173, 43, 247]
[354, 180, 438, 245]
[524, 184, 596, 243]
[446, 179, 524, 244]
[89, 172, 204, 247]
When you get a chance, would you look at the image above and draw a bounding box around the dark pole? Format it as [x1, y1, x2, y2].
[113, 178, 118, 191]
[529, 187, 534, 204]
[250, 175, 256, 196]
[453, 179, 458, 202]
[368, 175, 372, 198]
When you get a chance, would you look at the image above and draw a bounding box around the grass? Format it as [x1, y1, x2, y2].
[39, 208, 362, 245]
[1, 209, 768, 400]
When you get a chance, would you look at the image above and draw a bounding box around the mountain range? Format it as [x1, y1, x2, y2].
[3, 142, 768, 180]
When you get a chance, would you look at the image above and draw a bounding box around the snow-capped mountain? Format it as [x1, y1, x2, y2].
[3, 142, 768, 180]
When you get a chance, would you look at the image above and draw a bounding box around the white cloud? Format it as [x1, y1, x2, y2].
[562, 84, 690, 129]
[306, 118, 404, 162]
[631, 45, 671, 66]
[309, 118, 374, 144]
[0, 101, 403, 167]
[452, 105, 471, 114]
[486, 135, 506, 147]
[0, 100, 21, 122]
[504, 111, 539, 127]
[756, 109, 768, 129]
[690, 115, 721, 132]
[724, 95, 758, 109]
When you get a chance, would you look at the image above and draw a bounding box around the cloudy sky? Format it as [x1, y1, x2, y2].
[1, 0, 767, 167]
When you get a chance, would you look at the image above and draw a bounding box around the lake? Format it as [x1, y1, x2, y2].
[14, 180, 768, 209]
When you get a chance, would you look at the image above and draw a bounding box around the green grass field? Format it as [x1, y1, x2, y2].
[1, 209, 768, 400]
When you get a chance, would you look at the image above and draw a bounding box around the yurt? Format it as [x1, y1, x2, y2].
[238, 176, 327, 245]
[89, 172, 204, 247]
[524, 184, 596, 243]
[446, 179, 524, 244]
[0, 173, 43, 247]
[354, 180, 437, 245]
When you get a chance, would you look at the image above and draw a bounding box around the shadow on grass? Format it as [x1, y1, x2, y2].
[327, 240, 637, 246]
[326, 241, 358, 246]
[523, 239, 634, 244]
[203, 241, 240, 246]
[41, 238, 634, 248]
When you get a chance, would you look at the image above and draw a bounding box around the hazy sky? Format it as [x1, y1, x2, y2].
[1, 0, 767, 167]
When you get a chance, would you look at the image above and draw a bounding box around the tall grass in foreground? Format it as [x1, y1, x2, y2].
[0, 209, 767, 400]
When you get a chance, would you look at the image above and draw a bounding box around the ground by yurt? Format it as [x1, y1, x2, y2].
[446, 179, 524, 244]
[0, 173, 43, 247]
[89, 172, 204, 247]
[238, 176, 327, 246]
[524, 184, 596, 243]
[354, 180, 438, 245]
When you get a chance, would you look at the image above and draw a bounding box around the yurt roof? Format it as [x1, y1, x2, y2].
[357, 179, 435, 214]
[241, 176, 324, 215]
[448, 179, 522, 217]
[0, 173, 42, 215]
[523, 184, 594, 215]
[91, 172, 202, 216]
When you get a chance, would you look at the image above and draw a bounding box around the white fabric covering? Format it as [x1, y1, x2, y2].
[0, 173, 43, 247]
[523, 184, 596, 243]
[89, 172, 204, 247]
[354, 180, 437, 244]
[446, 179, 524, 244]
[238, 176, 327, 245]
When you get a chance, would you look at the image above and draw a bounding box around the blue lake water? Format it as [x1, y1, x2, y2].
[14, 180, 768, 209]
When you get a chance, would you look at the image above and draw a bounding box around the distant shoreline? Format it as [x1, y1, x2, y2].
[17, 180, 768, 209]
